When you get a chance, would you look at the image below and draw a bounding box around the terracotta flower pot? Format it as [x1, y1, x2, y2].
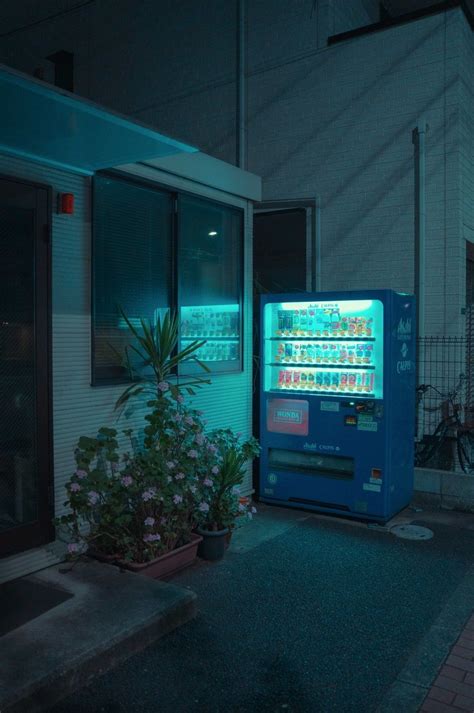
[196, 526, 229, 561]
[92, 533, 202, 580]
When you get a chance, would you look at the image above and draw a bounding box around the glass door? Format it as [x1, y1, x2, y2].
[0, 177, 52, 558]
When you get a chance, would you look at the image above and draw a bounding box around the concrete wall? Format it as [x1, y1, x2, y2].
[0, 1, 468, 335]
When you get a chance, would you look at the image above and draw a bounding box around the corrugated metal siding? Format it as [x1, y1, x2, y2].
[0, 155, 254, 583]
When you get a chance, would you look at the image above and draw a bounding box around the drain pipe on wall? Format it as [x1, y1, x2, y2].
[413, 119, 428, 342]
[236, 0, 246, 169]
[413, 119, 428, 430]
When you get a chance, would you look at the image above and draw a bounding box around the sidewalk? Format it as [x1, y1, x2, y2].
[50, 504, 474, 713]
[419, 613, 474, 712]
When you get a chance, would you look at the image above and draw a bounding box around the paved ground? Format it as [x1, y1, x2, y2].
[419, 612, 474, 712]
[50, 504, 474, 713]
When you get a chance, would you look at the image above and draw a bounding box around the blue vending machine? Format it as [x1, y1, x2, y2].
[259, 290, 416, 523]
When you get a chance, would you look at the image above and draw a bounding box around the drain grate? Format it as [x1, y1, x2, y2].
[390, 524, 434, 541]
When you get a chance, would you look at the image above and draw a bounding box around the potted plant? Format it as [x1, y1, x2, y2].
[194, 430, 260, 561]
[55, 309, 214, 578]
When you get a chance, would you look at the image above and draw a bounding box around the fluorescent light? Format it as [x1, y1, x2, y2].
[208, 231, 218, 236]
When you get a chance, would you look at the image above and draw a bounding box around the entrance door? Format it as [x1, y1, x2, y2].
[0, 177, 52, 558]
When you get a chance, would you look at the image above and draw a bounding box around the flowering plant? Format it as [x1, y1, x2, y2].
[194, 429, 260, 532]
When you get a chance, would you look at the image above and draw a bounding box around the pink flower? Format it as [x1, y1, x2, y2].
[198, 501, 209, 513]
[75, 469, 87, 479]
[142, 488, 156, 502]
[88, 491, 99, 505]
[158, 381, 169, 392]
[175, 414, 183, 423]
[211, 465, 219, 475]
[195, 433, 205, 445]
[175, 472, 185, 480]
[70, 482, 81, 493]
[177, 394, 184, 404]
[166, 460, 175, 469]
[173, 494, 183, 505]
[121, 475, 133, 487]
[68, 543, 80, 554]
[203, 478, 213, 487]
[185, 416, 194, 426]
[143, 533, 161, 543]
[208, 444, 217, 454]
[144, 517, 155, 527]
[188, 449, 198, 459]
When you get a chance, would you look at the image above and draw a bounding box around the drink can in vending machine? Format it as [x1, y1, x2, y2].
[300, 371, 308, 388]
[323, 372, 331, 389]
[307, 371, 315, 389]
[293, 370, 301, 387]
[331, 372, 340, 390]
[278, 370, 285, 387]
[356, 373, 363, 391]
[284, 370, 293, 387]
[306, 344, 315, 361]
[340, 373, 348, 390]
[315, 372, 323, 389]
[364, 372, 375, 393]
[348, 373, 356, 391]
[300, 309, 307, 334]
[292, 310, 300, 334]
[284, 311, 293, 334]
[284, 343, 293, 361]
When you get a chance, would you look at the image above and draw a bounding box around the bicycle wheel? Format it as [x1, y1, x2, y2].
[457, 431, 474, 474]
[415, 422, 447, 467]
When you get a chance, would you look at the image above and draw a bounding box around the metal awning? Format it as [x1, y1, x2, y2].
[0, 64, 198, 175]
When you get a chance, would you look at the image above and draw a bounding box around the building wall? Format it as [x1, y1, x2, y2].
[0, 154, 254, 583]
[0, 2, 467, 336]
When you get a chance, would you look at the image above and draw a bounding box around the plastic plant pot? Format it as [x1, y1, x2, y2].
[196, 527, 229, 561]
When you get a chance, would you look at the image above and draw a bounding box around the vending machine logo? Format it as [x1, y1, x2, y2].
[267, 399, 309, 435]
[397, 317, 412, 340]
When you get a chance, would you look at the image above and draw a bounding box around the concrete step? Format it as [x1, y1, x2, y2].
[1, 558, 197, 712]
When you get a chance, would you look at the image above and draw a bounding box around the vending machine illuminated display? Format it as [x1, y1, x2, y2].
[179, 304, 240, 373]
[259, 290, 416, 523]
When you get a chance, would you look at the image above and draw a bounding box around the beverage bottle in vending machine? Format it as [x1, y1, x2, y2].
[307, 309, 315, 335]
[356, 344, 364, 364]
[340, 373, 348, 391]
[276, 311, 285, 336]
[364, 344, 373, 364]
[284, 343, 293, 361]
[315, 372, 323, 390]
[339, 344, 348, 363]
[306, 344, 315, 362]
[322, 344, 330, 363]
[293, 370, 301, 388]
[284, 370, 293, 388]
[293, 343, 301, 362]
[300, 309, 308, 335]
[331, 372, 340, 390]
[355, 373, 363, 391]
[300, 371, 308, 389]
[348, 373, 356, 391]
[364, 372, 375, 393]
[330, 344, 339, 363]
[323, 372, 331, 390]
[292, 310, 300, 335]
[278, 370, 285, 388]
[307, 371, 315, 389]
[315, 344, 322, 363]
[300, 344, 307, 362]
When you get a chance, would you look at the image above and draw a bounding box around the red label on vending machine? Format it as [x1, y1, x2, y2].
[267, 399, 309, 435]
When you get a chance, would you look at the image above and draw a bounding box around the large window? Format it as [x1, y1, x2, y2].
[92, 175, 173, 384]
[92, 175, 243, 384]
[178, 195, 243, 374]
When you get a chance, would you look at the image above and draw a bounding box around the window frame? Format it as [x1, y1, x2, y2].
[91, 170, 245, 386]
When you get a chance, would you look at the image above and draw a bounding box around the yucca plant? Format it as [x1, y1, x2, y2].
[114, 307, 211, 411]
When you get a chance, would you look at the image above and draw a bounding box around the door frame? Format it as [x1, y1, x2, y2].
[253, 198, 320, 291]
[0, 173, 54, 558]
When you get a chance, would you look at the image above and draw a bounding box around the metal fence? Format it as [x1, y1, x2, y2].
[416, 335, 472, 471]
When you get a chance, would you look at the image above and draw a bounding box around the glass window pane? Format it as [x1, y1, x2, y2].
[178, 195, 243, 374]
[92, 175, 172, 384]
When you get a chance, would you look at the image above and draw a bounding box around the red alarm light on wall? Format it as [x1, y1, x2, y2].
[59, 192, 74, 214]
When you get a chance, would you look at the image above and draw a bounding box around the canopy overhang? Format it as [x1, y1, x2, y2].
[0, 64, 197, 175]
